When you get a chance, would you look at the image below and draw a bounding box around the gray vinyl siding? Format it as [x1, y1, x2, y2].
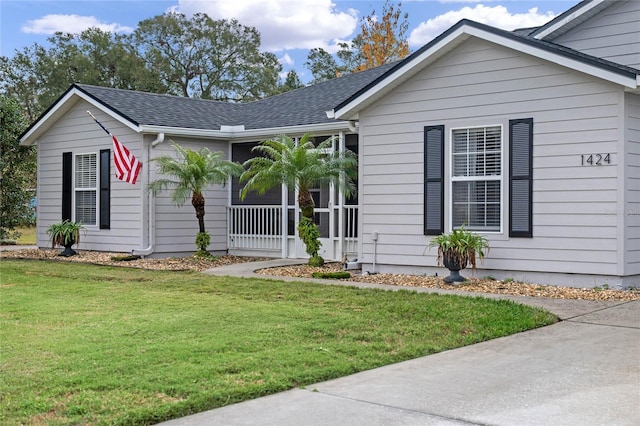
[553, 0, 640, 68]
[625, 93, 640, 275]
[36, 100, 144, 252]
[151, 137, 231, 254]
[357, 37, 624, 277]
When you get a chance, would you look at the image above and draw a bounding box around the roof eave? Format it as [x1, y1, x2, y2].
[532, 0, 606, 40]
[20, 86, 140, 146]
[140, 121, 352, 142]
[334, 21, 638, 121]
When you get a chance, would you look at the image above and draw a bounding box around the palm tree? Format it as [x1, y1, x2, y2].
[149, 141, 243, 252]
[240, 134, 357, 262]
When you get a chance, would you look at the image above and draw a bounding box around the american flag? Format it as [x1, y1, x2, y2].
[88, 111, 142, 185]
[112, 135, 142, 185]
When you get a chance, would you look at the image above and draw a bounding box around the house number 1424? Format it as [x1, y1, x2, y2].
[581, 153, 611, 166]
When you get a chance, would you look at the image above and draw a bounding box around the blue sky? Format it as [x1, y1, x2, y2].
[1, 0, 578, 82]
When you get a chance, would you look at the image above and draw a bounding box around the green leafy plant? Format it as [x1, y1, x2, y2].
[428, 225, 489, 270]
[311, 271, 351, 279]
[46, 220, 85, 248]
[148, 141, 243, 253]
[195, 231, 211, 253]
[298, 217, 323, 266]
[111, 255, 141, 262]
[46, 220, 86, 257]
[240, 133, 357, 265]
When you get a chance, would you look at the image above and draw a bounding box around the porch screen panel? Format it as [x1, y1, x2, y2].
[509, 118, 533, 237]
[424, 125, 444, 235]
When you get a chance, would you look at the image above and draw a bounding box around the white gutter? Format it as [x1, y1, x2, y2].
[151, 132, 165, 147]
[132, 133, 164, 256]
[139, 121, 353, 141]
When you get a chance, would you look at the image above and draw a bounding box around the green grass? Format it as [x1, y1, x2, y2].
[16, 226, 36, 245]
[0, 260, 557, 425]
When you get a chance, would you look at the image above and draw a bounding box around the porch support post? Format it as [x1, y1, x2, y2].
[281, 183, 287, 258]
[337, 131, 345, 260]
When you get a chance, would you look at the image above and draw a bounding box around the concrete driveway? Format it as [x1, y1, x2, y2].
[158, 262, 640, 426]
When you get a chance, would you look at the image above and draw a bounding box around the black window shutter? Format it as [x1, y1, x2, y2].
[62, 152, 72, 221]
[99, 149, 111, 229]
[509, 118, 533, 237]
[424, 125, 445, 235]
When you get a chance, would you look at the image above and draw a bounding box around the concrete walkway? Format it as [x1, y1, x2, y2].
[159, 261, 635, 425]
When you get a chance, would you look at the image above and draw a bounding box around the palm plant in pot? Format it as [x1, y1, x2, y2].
[47, 220, 85, 257]
[428, 225, 489, 283]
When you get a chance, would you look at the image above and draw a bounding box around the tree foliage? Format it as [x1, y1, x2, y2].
[279, 70, 305, 93]
[148, 142, 243, 250]
[1, 29, 164, 122]
[133, 13, 281, 101]
[1, 13, 286, 121]
[239, 134, 357, 264]
[305, 0, 410, 83]
[0, 95, 36, 241]
[353, 0, 410, 72]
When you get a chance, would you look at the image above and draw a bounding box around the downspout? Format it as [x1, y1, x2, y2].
[132, 133, 164, 256]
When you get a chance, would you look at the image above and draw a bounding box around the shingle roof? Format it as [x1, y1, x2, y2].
[75, 85, 245, 130]
[241, 64, 394, 130]
[74, 63, 395, 132]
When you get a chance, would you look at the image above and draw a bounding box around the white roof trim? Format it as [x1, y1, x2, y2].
[533, 0, 606, 40]
[20, 87, 139, 145]
[139, 121, 352, 141]
[333, 21, 638, 121]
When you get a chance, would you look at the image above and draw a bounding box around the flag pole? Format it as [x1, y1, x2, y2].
[87, 111, 111, 136]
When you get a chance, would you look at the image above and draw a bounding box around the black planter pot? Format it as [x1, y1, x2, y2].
[442, 250, 467, 283]
[59, 240, 77, 257]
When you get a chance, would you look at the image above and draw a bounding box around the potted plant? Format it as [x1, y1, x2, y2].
[47, 220, 85, 257]
[429, 225, 489, 283]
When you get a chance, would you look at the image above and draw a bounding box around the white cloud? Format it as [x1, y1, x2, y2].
[21, 14, 134, 35]
[279, 53, 295, 66]
[409, 5, 556, 47]
[174, 0, 359, 52]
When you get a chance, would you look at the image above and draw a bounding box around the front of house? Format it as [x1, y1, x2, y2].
[20, 0, 640, 288]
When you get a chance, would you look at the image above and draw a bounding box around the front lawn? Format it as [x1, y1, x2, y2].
[0, 260, 557, 425]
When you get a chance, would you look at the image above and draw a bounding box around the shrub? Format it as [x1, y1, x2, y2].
[311, 271, 351, 279]
[308, 255, 325, 267]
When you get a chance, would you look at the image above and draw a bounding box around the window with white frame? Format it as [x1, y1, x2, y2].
[75, 153, 97, 225]
[451, 126, 502, 232]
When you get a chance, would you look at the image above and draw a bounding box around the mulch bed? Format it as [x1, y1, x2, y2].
[257, 262, 640, 302]
[0, 248, 265, 272]
[2, 248, 639, 301]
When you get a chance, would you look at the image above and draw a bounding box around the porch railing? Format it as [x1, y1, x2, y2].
[227, 206, 283, 251]
[227, 205, 359, 256]
[343, 205, 358, 255]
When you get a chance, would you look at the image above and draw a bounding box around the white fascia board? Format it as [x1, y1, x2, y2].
[20, 88, 140, 145]
[139, 125, 234, 139]
[466, 25, 638, 89]
[533, 0, 605, 40]
[140, 121, 350, 142]
[334, 27, 470, 120]
[239, 121, 351, 138]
